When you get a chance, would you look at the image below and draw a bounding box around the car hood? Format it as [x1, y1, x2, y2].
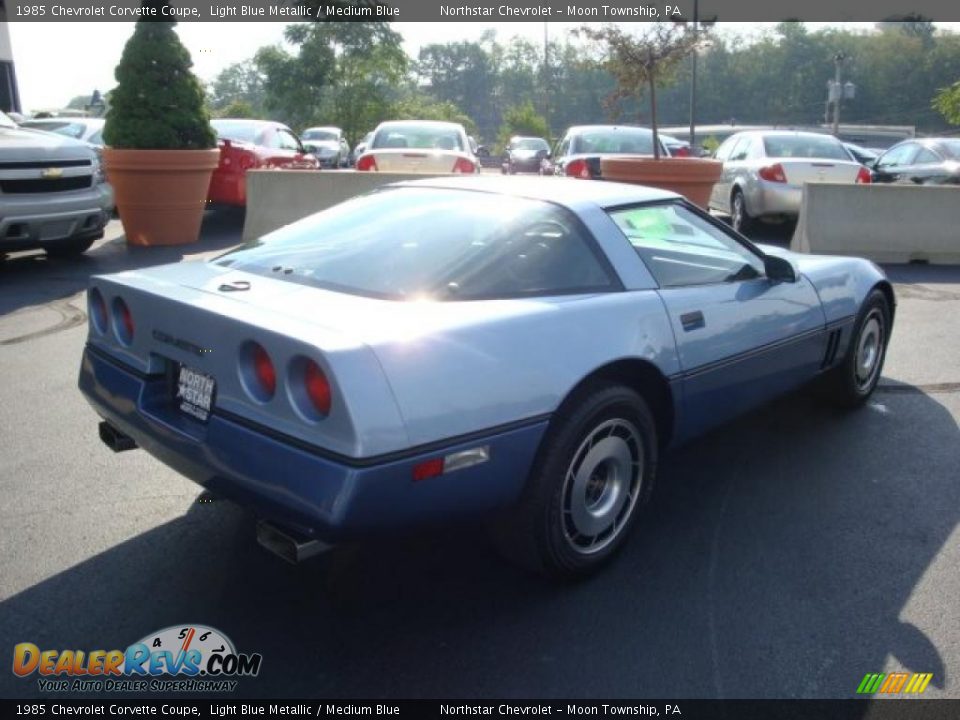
[0, 126, 96, 161]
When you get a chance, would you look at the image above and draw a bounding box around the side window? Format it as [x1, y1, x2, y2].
[556, 137, 570, 158]
[263, 129, 282, 149]
[713, 135, 739, 162]
[877, 143, 917, 168]
[609, 202, 765, 288]
[913, 147, 941, 165]
[277, 129, 302, 152]
[728, 137, 751, 162]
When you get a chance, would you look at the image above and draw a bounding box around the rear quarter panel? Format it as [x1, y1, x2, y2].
[365, 292, 680, 447]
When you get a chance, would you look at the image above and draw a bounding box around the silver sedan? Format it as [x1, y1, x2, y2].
[709, 131, 870, 233]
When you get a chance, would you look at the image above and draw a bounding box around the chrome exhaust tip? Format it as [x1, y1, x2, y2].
[256, 520, 331, 564]
[98, 421, 137, 452]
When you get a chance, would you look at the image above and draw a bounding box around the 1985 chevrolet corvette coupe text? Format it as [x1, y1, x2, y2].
[79, 177, 894, 577]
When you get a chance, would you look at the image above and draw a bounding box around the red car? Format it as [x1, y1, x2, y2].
[208, 119, 319, 207]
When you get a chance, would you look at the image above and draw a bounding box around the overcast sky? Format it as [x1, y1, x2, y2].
[7, 21, 952, 111]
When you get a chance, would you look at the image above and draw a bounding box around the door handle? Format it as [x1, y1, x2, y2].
[680, 311, 705, 331]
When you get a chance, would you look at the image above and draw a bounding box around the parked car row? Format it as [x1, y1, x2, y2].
[10, 110, 958, 247]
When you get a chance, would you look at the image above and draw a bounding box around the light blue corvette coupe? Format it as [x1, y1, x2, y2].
[79, 176, 894, 577]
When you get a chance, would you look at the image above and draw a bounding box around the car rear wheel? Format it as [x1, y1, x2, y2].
[823, 289, 891, 408]
[730, 189, 754, 234]
[490, 382, 658, 578]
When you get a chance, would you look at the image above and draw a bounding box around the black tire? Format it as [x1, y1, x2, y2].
[822, 289, 891, 409]
[44, 234, 98, 258]
[730, 188, 754, 234]
[490, 382, 658, 579]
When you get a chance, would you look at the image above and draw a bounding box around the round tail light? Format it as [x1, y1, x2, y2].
[89, 288, 108, 334]
[112, 297, 134, 344]
[252, 344, 276, 398]
[304, 361, 332, 417]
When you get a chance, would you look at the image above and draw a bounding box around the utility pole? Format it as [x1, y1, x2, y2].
[543, 21, 550, 136]
[689, 0, 699, 148]
[832, 51, 847, 137]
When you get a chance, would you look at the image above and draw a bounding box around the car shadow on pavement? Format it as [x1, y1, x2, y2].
[883, 264, 960, 290]
[0, 380, 956, 702]
[0, 207, 245, 319]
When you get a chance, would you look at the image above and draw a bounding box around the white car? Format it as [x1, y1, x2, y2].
[356, 120, 479, 174]
[19, 117, 106, 146]
[709, 131, 871, 233]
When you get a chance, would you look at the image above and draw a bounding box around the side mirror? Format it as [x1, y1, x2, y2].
[764, 254, 797, 283]
[545, 151, 553, 160]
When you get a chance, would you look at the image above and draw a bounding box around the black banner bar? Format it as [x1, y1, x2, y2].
[2, 700, 960, 719]
[7, 0, 960, 22]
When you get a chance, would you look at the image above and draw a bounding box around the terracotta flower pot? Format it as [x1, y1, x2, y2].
[104, 148, 220, 247]
[599, 156, 723, 209]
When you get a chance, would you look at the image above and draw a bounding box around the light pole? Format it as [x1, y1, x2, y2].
[543, 21, 550, 136]
[688, 0, 699, 148]
[827, 52, 855, 137]
[675, 3, 713, 149]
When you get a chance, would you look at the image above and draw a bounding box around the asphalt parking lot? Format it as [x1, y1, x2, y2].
[1, 209, 958, 701]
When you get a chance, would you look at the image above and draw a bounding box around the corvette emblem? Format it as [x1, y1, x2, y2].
[41, 168, 63, 179]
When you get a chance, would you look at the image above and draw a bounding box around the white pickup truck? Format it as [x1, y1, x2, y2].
[0, 110, 114, 258]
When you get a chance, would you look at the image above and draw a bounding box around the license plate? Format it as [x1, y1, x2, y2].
[39, 221, 73, 241]
[176, 365, 216, 422]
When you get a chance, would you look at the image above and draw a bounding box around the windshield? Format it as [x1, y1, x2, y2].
[571, 128, 655, 155]
[372, 124, 465, 152]
[211, 120, 262, 144]
[763, 135, 849, 160]
[0, 111, 15, 129]
[216, 188, 615, 301]
[512, 138, 549, 151]
[302, 129, 338, 141]
[22, 121, 86, 139]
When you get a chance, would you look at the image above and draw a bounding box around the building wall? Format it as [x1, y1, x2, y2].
[0, 1, 22, 113]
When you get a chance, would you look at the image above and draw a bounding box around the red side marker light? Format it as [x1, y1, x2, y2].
[412, 457, 444, 482]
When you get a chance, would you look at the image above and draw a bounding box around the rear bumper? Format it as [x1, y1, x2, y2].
[0, 184, 113, 251]
[748, 181, 802, 217]
[207, 169, 246, 207]
[78, 345, 547, 540]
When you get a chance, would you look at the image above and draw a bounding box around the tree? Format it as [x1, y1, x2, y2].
[497, 101, 549, 150]
[416, 40, 498, 139]
[208, 61, 266, 117]
[392, 91, 477, 136]
[577, 23, 700, 159]
[103, 1, 214, 149]
[255, 21, 406, 140]
[933, 81, 960, 125]
[217, 99, 255, 118]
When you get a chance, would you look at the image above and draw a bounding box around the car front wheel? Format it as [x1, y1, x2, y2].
[823, 289, 891, 408]
[491, 382, 658, 578]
